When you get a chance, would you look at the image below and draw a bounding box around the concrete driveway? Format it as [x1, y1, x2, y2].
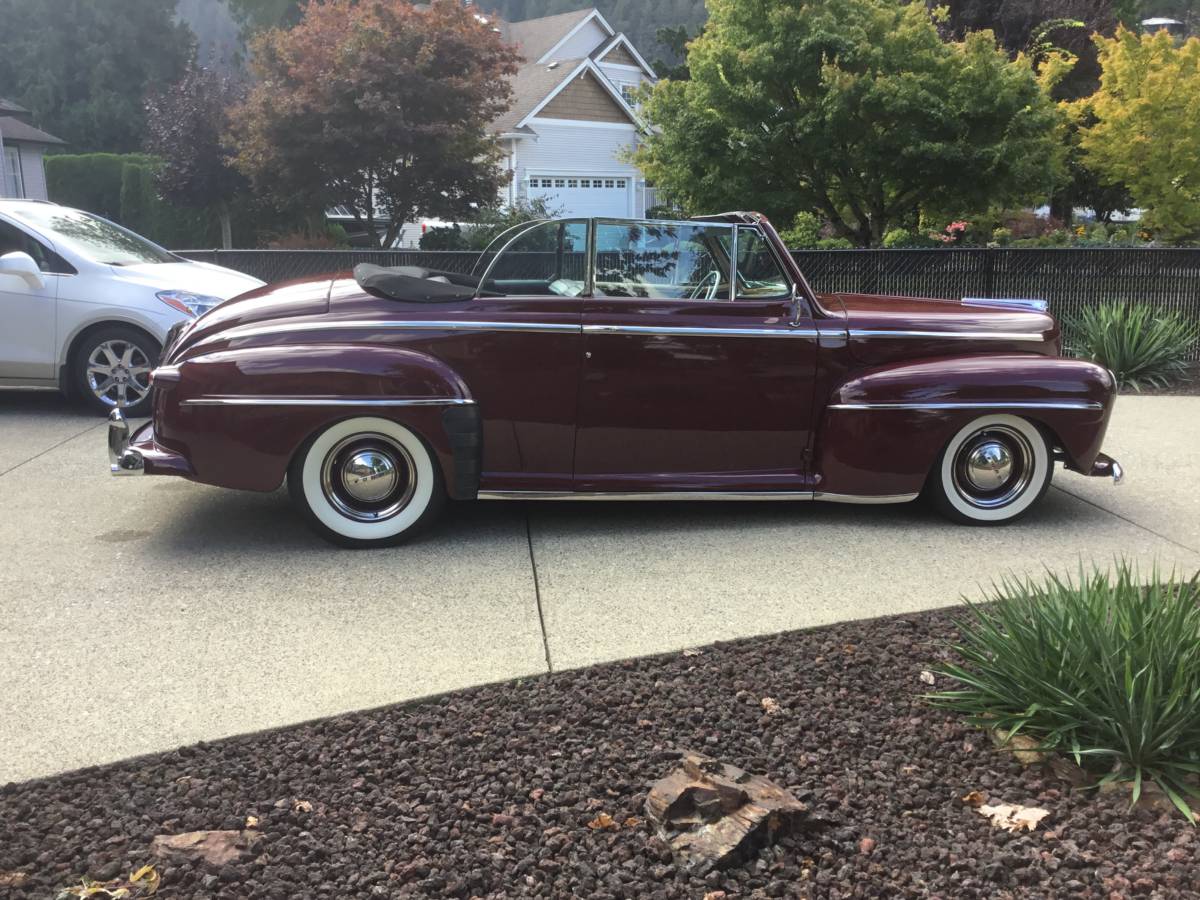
[2, 392, 1198, 784]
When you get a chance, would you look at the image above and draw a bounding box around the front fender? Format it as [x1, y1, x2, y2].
[153, 344, 479, 495]
[816, 355, 1117, 496]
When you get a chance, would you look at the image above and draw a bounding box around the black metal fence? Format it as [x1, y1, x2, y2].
[179, 247, 1200, 358]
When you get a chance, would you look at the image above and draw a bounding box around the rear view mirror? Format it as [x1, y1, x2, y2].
[0, 251, 45, 289]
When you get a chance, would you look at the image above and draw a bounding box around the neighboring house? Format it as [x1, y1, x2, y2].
[491, 7, 657, 220]
[0, 99, 65, 201]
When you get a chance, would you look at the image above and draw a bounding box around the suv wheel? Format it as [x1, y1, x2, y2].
[72, 326, 160, 417]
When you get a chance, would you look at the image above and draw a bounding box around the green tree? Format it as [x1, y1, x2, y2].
[229, 0, 521, 248]
[1080, 26, 1200, 240]
[0, 0, 193, 152]
[227, 0, 304, 34]
[636, 0, 1067, 246]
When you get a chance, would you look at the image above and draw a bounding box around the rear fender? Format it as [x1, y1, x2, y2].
[815, 355, 1117, 496]
[154, 344, 480, 496]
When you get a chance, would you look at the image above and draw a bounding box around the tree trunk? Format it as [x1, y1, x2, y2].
[218, 203, 233, 251]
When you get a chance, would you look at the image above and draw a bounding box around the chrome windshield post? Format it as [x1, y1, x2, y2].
[788, 283, 804, 327]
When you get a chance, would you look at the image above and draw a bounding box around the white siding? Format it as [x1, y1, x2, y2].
[19, 145, 47, 200]
[544, 18, 610, 62]
[598, 64, 647, 107]
[516, 119, 646, 218]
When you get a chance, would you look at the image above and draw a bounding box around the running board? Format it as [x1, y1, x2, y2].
[477, 490, 918, 504]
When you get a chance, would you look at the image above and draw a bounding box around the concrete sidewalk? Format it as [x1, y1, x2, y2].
[2, 393, 1197, 783]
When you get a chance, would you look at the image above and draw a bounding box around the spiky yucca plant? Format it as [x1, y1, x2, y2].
[1069, 302, 1199, 391]
[931, 564, 1200, 821]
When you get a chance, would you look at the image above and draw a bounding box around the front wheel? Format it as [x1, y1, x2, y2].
[72, 326, 159, 417]
[288, 417, 445, 548]
[928, 414, 1053, 525]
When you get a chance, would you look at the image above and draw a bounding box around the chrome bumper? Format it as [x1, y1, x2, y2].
[1089, 452, 1124, 485]
[107, 409, 144, 475]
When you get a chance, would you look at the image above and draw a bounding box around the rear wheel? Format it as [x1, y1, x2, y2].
[929, 414, 1053, 524]
[72, 326, 159, 417]
[288, 417, 445, 548]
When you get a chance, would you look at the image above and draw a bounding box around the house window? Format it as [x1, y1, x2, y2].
[617, 179, 627, 188]
[554, 178, 565, 188]
[604, 179, 615, 188]
[620, 83, 638, 107]
[4, 147, 24, 198]
[567, 179, 578, 188]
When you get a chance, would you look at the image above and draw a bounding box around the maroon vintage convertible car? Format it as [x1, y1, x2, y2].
[108, 212, 1122, 547]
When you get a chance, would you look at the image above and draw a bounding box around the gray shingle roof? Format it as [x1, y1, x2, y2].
[501, 8, 596, 63]
[491, 59, 585, 133]
[0, 98, 29, 115]
[0, 116, 66, 145]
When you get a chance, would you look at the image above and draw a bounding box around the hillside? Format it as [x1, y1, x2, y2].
[476, 0, 707, 63]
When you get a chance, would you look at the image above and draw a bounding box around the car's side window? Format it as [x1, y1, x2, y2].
[479, 220, 589, 298]
[594, 222, 732, 301]
[734, 227, 790, 299]
[0, 220, 74, 275]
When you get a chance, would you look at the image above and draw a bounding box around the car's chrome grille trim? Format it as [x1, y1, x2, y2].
[477, 489, 918, 503]
[827, 400, 1103, 411]
[583, 324, 821, 339]
[848, 329, 1045, 342]
[181, 397, 475, 408]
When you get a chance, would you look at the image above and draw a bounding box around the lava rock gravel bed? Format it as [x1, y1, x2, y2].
[2, 607, 1195, 899]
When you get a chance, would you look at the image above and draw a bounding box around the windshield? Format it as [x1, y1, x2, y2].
[9, 206, 177, 266]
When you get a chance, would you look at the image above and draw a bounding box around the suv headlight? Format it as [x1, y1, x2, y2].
[157, 290, 224, 318]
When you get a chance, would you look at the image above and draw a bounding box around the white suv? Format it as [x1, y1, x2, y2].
[0, 200, 263, 415]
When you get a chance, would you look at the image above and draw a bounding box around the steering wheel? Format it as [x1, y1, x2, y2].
[688, 270, 721, 301]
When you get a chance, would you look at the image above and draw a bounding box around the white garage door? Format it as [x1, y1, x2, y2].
[528, 175, 631, 219]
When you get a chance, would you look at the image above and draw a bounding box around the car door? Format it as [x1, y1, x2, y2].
[575, 221, 819, 491]
[0, 219, 60, 381]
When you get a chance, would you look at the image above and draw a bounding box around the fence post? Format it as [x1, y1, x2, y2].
[983, 247, 995, 298]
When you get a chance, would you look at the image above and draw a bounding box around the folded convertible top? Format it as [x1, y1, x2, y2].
[353, 264, 478, 303]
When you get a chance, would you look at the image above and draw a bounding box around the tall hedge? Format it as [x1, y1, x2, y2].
[43, 152, 213, 247]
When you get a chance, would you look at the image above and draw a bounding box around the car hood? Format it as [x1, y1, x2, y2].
[819, 292, 1059, 364]
[165, 275, 334, 362]
[113, 260, 265, 299]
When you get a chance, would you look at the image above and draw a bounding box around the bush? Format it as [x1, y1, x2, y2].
[1068, 302, 1199, 391]
[931, 563, 1200, 821]
[45, 153, 158, 221]
[815, 237, 855, 250]
[420, 224, 469, 251]
[779, 212, 822, 249]
[882, 228, 914, 248]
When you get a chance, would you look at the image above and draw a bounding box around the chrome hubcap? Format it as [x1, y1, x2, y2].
[952, 426, 1034, 509]
[320, 434, 416, 522]
[87, 340, 152, 408]
[964, 441, 1013, 491]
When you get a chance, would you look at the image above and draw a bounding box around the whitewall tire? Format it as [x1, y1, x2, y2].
[929, 414, 1053, 524]
[288, 417, 445, 548]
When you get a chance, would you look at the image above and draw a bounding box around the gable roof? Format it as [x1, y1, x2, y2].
[593, 34, 657, 79]
[502, 8, 598, 63]
[514, 57, 644, 130]
[0, 98, 29, 116]
[492, 59, 583, 134]
[0, 116, 65, 145]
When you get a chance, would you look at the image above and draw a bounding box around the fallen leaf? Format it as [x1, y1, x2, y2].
[0, 872, 28, 888]
[842, 644, 856, 654]
[919, 670, 936, 685]
[859, 836, 876, 855]
[245, 815, 259, 829]
[127, 865, 160, 894]
[703, 892, 727, 900]
[636, 719, 653, 728]
[991, 728, 1047, 765]
[960, 790, 987, 808]
[623, 816, 642, 828]
[761, 697, 782, 716]
[293, 799, 313, 814]
[682, 648, 704, 657]
[586, 812, 617, 830]
[976, 802, 1050, 833]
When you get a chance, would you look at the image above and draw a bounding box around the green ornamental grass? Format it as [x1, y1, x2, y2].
[1069, 302, 1199, 391]
[930, 563, 1200, 821]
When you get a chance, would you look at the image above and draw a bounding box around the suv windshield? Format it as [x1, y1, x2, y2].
[9, 206, 177, 266]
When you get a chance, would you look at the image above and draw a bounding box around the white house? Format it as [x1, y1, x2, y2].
[0, 98, 64, 201]
[490, 7, 657, 219]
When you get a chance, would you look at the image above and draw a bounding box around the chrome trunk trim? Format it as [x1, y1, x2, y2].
[962, 297, 1049, 312]
[848, 329, 1045, 342]
[583, 324, 820, 339]
[219, 319, 581, 341]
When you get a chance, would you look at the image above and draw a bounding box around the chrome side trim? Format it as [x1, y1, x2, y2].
[849, 329, 1045, 342]
[181, 397, 475, 408]
[219, 319, 581, 341]
[962, 297, 1049, 313]
[814, 491, 919, 504]
[584, 324, 820, 339]
[827, 400, 1104, 412]
[478, 490, 815, 501]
